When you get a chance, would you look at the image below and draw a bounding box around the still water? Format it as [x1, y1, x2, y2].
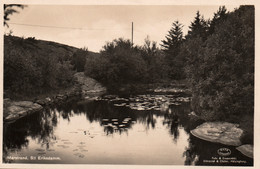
[3, 93, 253, 165]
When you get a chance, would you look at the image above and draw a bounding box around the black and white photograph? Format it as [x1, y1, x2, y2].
[1, 1, 257, 168]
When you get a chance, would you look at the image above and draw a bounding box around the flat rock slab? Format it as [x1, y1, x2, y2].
[4, 101, 43, 122]
[236, 144, 253, 158]
[190, 122, 243, 146]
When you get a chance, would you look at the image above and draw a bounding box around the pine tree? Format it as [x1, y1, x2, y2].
[186, 11, 209, 41]
[161, 21, 183, 56]
[160, 21, 185, 79]
[208, 6, 228, 35]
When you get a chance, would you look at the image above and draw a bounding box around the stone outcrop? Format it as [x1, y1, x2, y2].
[4, 101, 43, 123]
[236, 144, 253, 158]
[190, 122, 243, 146]
[73, 72, 106, 95]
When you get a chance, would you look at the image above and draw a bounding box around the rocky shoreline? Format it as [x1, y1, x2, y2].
[3, 72, 106, 124]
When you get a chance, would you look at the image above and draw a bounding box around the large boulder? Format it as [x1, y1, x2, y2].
[236, 144, 253, 158]
[4, 101, 43, 123]
[190, 122, 243, 146]
[73, 72, 106, 95]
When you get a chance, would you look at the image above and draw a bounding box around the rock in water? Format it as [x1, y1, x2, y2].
[190, 122, 243, 146]
[236, 144, 253, 158]
[4, 101, 43, 122]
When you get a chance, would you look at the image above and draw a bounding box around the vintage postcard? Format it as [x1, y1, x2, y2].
[0, 0, 258, 169]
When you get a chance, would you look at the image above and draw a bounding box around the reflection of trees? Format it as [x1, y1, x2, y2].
[103, 126, 128, 135]
[183, 139, 198, 165]
[3, 109, 57, 162]
[3, 97, 200, 163]
[138, 112, 157, 130]
[163, 108, 180, 142]
[55, 100, 137, 135]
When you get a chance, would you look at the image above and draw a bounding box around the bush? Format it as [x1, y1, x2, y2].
[4, 36, 75, 96]
[71, 48, 88, 72]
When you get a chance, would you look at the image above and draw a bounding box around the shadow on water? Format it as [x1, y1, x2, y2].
[3, 108, 58, 163]
[3, 94, 253, 165]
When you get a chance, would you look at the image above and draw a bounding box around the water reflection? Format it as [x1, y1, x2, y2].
[183, 140, 198, 165]
[3, 108, 58, 162]
[163, 109, 180, 142]
[3, 94, 253, 165]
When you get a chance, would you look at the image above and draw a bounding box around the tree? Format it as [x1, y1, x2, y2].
[186, 11, 209, 41]
[85, 38, 148, 87]
[184, 6, 254, 122]
[141, 36, 168, 82]
[208, 6, 228, 35]
[4, 36, 75, 96]
[4, 4, 26, 27]
[71, 48, 88, 72]
[161, 21, 185, 79]
[141, 36, 158, 63]
[161, 21, 184, 56]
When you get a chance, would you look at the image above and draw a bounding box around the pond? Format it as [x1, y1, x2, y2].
[3, 93, 253, 166]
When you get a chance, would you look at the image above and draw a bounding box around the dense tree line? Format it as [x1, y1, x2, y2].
[182, 6, 254, 121]
[84, 37, 168, 90]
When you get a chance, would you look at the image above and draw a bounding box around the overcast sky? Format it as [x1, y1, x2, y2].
[5, 5, 239, 52]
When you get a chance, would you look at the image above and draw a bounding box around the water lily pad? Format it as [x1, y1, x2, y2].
[115, 103, 127, 107]
[35, 148, 45, 152]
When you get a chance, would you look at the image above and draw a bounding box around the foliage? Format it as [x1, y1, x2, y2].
[141, 36, 169, 82]
[4, 36, 75, 96]
[85, 37, 169, 90]
[183, 6, 254, 121]
[161, 21, 185, 79]
[4, 4, 26, 27]
[85, 38, 147, 87]
[71, 47, 88, 72]
[161, 21, 184, 56]
[186, 11, 209, 41]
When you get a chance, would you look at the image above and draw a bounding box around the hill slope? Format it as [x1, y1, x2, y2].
[4, 35, 99, 99]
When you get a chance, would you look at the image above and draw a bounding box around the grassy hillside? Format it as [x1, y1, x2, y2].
[4, 35, 99, 99]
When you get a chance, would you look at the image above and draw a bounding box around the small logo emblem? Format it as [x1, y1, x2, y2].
[217, 148, 231, 156]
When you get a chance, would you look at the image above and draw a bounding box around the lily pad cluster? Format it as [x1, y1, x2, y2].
[101, 117, 136, 134]
[96, 94, 191, 111]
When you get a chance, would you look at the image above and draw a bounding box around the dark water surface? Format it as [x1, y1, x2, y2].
[3, 93, 253, 165]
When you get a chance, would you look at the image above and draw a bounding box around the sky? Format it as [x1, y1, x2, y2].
[5, 5, 239, 52]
